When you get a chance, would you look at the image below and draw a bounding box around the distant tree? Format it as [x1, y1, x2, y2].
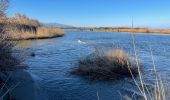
[0, 0, 24, 71]
[14, 13, 41, 27]
[15, 13, 27, 19]
[0, 0, 9, 17]
[0, 0, 9, 33]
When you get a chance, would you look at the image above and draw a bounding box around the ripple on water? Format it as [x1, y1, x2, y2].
[22, 30, 170, 100]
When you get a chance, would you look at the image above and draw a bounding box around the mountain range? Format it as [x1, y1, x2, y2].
[43, 23, 73, 28]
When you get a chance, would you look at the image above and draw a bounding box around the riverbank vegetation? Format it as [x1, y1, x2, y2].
[0, 0, 24, 71]
[72, 49, 139, 80]
[65, 27, 170, 34]
[72, 44, 169, 99]
[0, 13, 64, 40]
[0, 0, 27, 99]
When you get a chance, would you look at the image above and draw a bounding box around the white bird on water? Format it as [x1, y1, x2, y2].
[78, 40, 86, 44]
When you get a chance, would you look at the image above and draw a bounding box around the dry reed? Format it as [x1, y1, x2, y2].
[72, 49, 139, 80]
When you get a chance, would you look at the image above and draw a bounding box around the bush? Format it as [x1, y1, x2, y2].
[0, 15, 64, 40]
[72, 49, 139, 80]
[0, 35, 25, 71]
[0, 0, 25, 71]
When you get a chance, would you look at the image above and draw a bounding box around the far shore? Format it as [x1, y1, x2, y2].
[64, 27, 170, 34]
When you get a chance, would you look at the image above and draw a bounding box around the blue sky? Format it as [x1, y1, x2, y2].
[8, 0, 170, 28]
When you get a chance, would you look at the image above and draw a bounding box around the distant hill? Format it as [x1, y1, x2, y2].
[43, 23, 74, 28]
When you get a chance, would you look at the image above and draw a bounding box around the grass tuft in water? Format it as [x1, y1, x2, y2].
[72, 49, 140, 80]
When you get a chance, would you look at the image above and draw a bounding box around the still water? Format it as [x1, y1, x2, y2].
[20, 30, 170, 100]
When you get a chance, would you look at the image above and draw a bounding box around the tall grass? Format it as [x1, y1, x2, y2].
[6, 26, 64, 40]
[0, 13, 41, 27]
[36, 27, 64, 38]
[125, 44, 169, 100]
[0, 13, 64, 40]
[0, 0, 24, 70]
[72, 49, 139, 80]
[125, 18, 169, 100]
[0, 34, 24, 70]
[0, 0, 26, 99]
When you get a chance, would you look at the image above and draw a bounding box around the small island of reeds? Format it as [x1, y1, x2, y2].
[72, 49, 140, 80]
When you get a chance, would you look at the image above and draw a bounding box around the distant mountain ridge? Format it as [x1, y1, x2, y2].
[43, 23, 73, 28]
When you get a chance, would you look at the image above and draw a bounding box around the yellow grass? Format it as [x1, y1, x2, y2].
[72, 49, 139, 80]
[0, 13, 41, 27]
[0, 14, 64, 40]
[5, 27, 64, 40]
[37, 27, 64, 38]
[65, 27, 170, 34]
[126, 23, 169, 99]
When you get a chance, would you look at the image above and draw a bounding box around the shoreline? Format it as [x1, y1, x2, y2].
[0, 16, 64, 41]
[64, 28, 170, 34]
[7, 33, 64, 41]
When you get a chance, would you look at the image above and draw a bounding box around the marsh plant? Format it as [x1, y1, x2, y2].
[72, 49, 139, 80]
[0, 13, 64, 40]
[0, 0, 26, 99]
[0, 0, 24, 70]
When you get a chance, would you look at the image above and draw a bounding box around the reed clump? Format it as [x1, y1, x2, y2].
[36, 27, 64, 38]
[0, 1, 27, 99]
[0, 13, 64, 40]
[0, 13, 41, 27]
[0, 0, 24, 71]
[0, 34, 25, 70]
[72, 49, 139, 80]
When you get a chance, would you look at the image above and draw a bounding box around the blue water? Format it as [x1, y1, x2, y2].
[20, 30, 170, 100]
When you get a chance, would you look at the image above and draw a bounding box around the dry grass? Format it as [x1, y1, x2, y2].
[0, 13, 64, 40]
[66, 27, 170, 34]
[0, 0, 25, 71]
[0, 13, 41, 27]
[72, 49, 139, 80]
[125, 20, 170, 100]
[6, 26, 64, 40]
[0, 0, 26, 98]
[126, 47, 169, 100]
[0, 35, 22, 70]
[36, 27, 64, 38]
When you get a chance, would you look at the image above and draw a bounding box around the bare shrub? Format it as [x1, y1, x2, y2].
[0, 0, 8, 17]
[0, 0, 25, 70]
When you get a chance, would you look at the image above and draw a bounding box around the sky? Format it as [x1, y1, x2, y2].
[8, 0, 170, 28]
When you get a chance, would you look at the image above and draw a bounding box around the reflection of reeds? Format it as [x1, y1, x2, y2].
[72, 49, 139, 80]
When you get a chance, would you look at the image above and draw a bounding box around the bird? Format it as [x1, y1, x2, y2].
[78, 40, 86, 44]
[30, 52, 36, 57]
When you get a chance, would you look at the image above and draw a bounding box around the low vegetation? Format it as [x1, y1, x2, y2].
[72, 49, 139, 80]
[0, 34, 25, 71]
[65, 27, 170, 34]
[0, 13, 64, 40]
[0, 0, 26, 99]
[0, 0, 24, 71]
